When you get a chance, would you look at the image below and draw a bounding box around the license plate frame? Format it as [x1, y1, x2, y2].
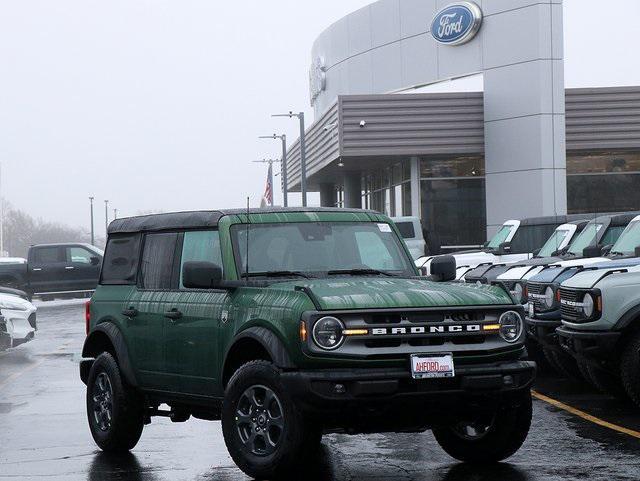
[410, 353, 455, 380]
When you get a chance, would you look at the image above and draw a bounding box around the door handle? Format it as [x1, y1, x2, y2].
[164, 309, 183, 322]
[32, 268, 42, 272]
[122, 307, 138, 318]
[65, 266, 75, 270]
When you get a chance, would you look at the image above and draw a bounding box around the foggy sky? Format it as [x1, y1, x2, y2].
[0, 0, 639, 237]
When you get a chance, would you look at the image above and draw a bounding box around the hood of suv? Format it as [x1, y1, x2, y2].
[274, 277, 513, 311]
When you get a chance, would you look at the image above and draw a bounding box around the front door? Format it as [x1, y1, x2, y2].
[64, 245, 102, 291]
[162, 230, 227, 397]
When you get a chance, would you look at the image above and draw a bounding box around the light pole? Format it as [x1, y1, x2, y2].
[113, 208, 118, 220]
[89, 197, 95, 246]
[252, 159, 280, 207]
[272, 112, 307, 207]
[104, 200, 109, 235]
[259, 134, 288, 207]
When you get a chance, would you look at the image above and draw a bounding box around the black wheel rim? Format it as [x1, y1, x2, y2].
[92, 372, 113, 432]
[235, 385, 284, 456]
[452, 418, 493, 440]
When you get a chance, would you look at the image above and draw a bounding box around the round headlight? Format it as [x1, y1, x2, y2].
[544, 287, 555, 309]
[511, 283, 524, 304]
[312, 316, 345, 350]
[499, 311, 523, 343]
[582, 294, 594, 318]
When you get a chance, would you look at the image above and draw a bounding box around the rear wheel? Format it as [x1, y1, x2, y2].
[433, 390, 532, 463]
[620, 331, 640, 407]
[221, 361, 322, 480]
[86, 352, 144, 452]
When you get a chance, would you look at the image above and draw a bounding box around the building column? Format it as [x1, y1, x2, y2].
[410, 157, 421, 219]
[343, 172, 362, 209]
[319, 183, 336, 207]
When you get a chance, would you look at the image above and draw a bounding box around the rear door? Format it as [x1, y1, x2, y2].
[64, 245, 102, 291]
[28, 246, 67, 294]
[127, 232, 179, 390]
[163, 230, 228, 396]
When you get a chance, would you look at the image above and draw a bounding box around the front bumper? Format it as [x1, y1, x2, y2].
[556, 326, 620, 362]
[281, 359, 535, 414]
[525, 316, 561, 349]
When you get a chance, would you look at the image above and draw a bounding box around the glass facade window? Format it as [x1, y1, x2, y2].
[420, 155, 486, 250]
[363, 160, 411, 217]
[568, 151, 640, 214]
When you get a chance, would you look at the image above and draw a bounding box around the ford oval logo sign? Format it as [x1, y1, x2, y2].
[431, 2, 483, 46]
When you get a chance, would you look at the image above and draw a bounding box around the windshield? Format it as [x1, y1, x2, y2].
[487, 224, 516, 249]
[538, 229, 572, 257]
[567, 223, 603, 256]
[231, 222, 415, 278]
[611, 221, 640, 255]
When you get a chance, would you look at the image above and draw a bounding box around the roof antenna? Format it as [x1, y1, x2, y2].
[245, 197, 250, 285]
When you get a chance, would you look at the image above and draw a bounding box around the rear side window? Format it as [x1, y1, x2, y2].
[101, 234, 141, 285]
[395, 222, 416, 239]
[32, 247, 63, 264]
[602, 225, 626, 246]
[140, 233, 179, 290]
[510, 225, 557, 254]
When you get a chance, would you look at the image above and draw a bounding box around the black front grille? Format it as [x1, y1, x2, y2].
[527, 282, 548, 313]
[559, 288, 583, 321]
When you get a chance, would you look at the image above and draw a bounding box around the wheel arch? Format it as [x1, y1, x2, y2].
[81, 322, 138, 388]
[222, 326, 294, 388]
[614, 304, 640, 333]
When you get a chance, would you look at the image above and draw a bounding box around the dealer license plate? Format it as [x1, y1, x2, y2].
[411, 354, 455, 380]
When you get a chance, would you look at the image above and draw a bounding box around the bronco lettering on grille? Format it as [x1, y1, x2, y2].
[371, 325, 482, 335]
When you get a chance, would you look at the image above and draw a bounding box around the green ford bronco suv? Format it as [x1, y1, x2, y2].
[80, 208, 535, 479]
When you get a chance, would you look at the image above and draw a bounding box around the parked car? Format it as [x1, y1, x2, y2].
[0, 243, 103, 300]
[556, 264, 640, 404]
[464, 219, 592, 289]
[80, 208, 534, 480]
[416, 215, 593, 280]
[0, 287, 37, 351]
[391, 216, 426, 260]
[525, 214, 640, 378]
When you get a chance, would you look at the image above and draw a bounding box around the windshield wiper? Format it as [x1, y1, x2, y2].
[327, 268, 398, 277]
[247, 271, 314, 279]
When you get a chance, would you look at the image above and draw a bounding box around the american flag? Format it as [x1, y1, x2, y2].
[262, 163, 273, 207]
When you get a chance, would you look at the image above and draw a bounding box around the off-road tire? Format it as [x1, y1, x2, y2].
[586, 362, 629, 401]
[577, 360, 596, 388]
[433, 390, 532, 463]
[526, 340, 553, 373]
[86, 352, 144, 452]
[620, 330, 640, 407]
[548, 349, 584, 380]
[221, 360, 322, 480]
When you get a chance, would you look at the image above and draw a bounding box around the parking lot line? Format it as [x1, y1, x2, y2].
[532, 390, 640, 440]
[0, 359, 45, 389]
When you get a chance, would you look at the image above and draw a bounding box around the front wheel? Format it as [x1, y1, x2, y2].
[433, 390, 532, 463]
[221, 361, 322, 480]
[86, 352, 144, 452]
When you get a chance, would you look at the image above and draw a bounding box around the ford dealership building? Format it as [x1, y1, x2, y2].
[283, 0, 640, 249]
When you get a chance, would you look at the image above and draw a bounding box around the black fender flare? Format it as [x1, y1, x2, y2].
[80, 322, 138, 387]
[614, 304, 640, 332]
[223, 326, 295, 373]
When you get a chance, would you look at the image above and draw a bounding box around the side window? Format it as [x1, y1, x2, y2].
[395, 222, 416, 239]
[101, 234, 141, 285]
[67, 247, 94, 264]
[179, 231, 223, 288]
[602, 226, 625, 246]
[32, 247, 63, 264]
[510, 225, 557, 254]
[140, 233, 179, 290]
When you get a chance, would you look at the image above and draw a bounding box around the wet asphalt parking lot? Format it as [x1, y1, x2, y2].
[1, 300, 639, 481]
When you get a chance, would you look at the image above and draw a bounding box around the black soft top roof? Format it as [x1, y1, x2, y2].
[107, 208, 379, 234]
[518, 214, 600, 226]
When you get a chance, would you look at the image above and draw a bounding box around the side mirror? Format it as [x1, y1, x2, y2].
[601, 244, 613, 256]
[498, 242, 512, 255]
[90, 256, 101, 266]
[583, 245, 603, 258]
[428, 255, 457, 282]
[182, 262, 223, 289]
